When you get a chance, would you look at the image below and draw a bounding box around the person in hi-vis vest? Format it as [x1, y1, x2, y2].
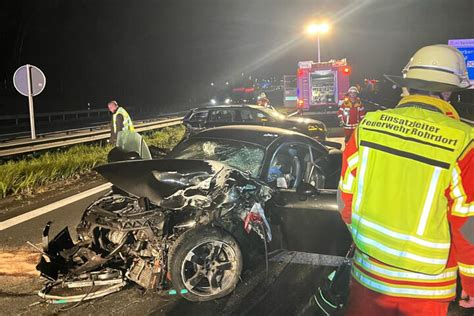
[339, 45, 474, 315]
[107, 100, 135, 145]
[337, 86, 366, 142]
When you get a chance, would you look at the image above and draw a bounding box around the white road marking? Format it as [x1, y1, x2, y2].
[0, 183, 112, 231]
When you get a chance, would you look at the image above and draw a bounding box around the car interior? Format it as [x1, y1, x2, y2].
[208, 110, 235, 122]
[268, 143, 341, 190]
[268, 144, 308, 189]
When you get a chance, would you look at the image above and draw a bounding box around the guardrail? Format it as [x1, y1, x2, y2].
[461, 117, 474, 125]
[0, 117, 183, 158]
[0, 108, 116, 125]
[0, 110, 188, 142]
[0, 122, 106, 142]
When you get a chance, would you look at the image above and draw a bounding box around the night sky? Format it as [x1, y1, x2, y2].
[0, 0, 473, 114]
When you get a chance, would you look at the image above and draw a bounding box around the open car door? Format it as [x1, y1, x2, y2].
[265, 142, 351, 256]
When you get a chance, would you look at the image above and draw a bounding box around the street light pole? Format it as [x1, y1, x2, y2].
[306, 22, 329, 64]
[317, 34, 321, 63]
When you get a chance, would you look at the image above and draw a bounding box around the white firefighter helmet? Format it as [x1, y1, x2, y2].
[258, 92, 267, 99]
[384, 44, 470, 92]
[348, 86, 359, 94]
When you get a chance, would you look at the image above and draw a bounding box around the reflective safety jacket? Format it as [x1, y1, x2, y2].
[113, 107, 134, 134]
[337, 96, 365, 128]
[339, 95, 474, 301]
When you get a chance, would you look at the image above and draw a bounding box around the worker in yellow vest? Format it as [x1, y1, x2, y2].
[107, 100, 135, 145]
[339, 45, 474, 315]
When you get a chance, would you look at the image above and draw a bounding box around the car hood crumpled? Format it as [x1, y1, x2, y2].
[94, 159, 272, 207]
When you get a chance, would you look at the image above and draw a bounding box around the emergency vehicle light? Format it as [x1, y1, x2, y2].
[342, 66, 351, 75]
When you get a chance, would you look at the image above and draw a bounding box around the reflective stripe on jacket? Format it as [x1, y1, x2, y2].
[352, 249, 457, 300]
[337, 97, 365, 128]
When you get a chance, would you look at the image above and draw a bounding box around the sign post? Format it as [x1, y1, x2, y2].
[26, 65, 36, 139]
[13, 64, 46, 140]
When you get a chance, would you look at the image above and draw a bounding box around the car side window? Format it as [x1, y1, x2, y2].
[240, 109, 256, 122]
[267, 143, 310, 189]
[253, 110, 272, 122]
[208, 110, 237, 123]
[188, 111, 208, 123]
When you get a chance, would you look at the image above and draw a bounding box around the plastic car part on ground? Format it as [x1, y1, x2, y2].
[108, 130, 152, 162]
[38, 268, 126, 304]
[36, 160, 274, 305]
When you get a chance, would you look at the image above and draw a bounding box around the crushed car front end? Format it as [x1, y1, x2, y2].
[36, 159, 273, 303]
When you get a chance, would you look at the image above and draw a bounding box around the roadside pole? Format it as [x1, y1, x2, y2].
[26, 64, 36, 139]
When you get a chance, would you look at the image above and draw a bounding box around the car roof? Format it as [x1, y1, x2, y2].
[187, 104, 322, 124]
[189, 125, 315, 147]
[188, 104, 285, 121]
[192, 104, 263, 111]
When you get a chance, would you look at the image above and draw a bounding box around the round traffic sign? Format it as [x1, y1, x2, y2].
[13, 64, 46, 97]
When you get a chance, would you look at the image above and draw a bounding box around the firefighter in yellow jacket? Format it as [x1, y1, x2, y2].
[107, 100, 135, 145]
[339, 45, 474, 315]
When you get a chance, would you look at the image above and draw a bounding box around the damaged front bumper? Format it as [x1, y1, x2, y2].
[37, 225, 127, 303]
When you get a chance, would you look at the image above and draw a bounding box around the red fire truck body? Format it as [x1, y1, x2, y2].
[296, 59, 351, 113]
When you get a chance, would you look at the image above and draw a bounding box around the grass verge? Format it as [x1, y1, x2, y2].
[0, 125, 186, 199]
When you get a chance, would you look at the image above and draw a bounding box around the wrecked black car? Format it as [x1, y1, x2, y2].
[37, 126, 351, 303]
[37, 160, 272, 302]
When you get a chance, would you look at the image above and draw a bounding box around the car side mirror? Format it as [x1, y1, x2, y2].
[296, 182, 318, 197]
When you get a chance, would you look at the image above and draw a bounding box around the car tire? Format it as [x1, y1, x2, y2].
[168, 226, 243, 302]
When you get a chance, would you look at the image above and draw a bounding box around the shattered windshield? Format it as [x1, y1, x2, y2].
[169, 139, 265, 177]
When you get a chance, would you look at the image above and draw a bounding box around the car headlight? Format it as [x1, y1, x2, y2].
[210, 99, 217, 105]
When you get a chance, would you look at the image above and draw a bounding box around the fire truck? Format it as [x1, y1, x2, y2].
[296, 59, 351, 113]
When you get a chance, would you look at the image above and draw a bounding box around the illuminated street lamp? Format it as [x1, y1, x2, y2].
[306, 22, 330, 63]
